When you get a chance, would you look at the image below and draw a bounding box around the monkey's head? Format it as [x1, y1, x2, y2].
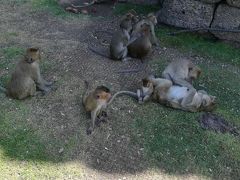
[140, 23, 151, 35]
[94, 86, 111, 102]
[147, 13, 157, 25]
[25, 48, 41, 63]
[142, 77, 154, 95]
[120, 17, 133, 32]
[188, 66, 201, 81]
[200, 94, 217, 112]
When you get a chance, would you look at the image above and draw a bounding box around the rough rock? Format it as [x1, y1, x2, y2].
[198, 0, 221, 3]
[211, 4, 240, 43]
[226, 0, 240, 8]
[157, 0, 215, 28]
[127, 0, 159, 5]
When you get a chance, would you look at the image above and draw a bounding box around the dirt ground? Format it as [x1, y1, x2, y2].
[0, 2, 213, 179]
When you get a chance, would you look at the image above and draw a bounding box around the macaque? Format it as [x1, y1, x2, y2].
[0, 48, 53, 100]
[110, 12, 138, 61]
[82, 82, 112, 135]
[162, 59, 201, 89]
[89, 12, 137, 61]
[127, 23, 152, 59]
[131, 13, 159, 46]
[82, 81, 138, 135]
[139, 76, 216, 112]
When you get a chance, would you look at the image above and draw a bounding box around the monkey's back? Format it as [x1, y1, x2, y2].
[7, 60, 36, 99]
[128, 37, 152, 58]
[110, 30, 129, 59]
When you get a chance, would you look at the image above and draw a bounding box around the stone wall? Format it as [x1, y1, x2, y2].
[156, 0, 240, 43]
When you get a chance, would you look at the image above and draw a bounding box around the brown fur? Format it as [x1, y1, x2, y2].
[162, 59, 201, 89]
[82, 83, 112, 135]
[131, 13, 159, 46]
[6, 48, 53, 100]
[127, 23, 152, 59]
[139, 76, 216, 112]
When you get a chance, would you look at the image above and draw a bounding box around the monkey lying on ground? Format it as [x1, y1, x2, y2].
[82, 81, 138, 135]
[131, 13, 159, 46]
[0, 48, 54, 100]
[89, 12, 138, 61]
[138, 76, 216, 112]
[162, 59, 201, 89]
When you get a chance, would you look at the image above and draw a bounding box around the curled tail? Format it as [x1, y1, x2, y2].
[107, 90, 138, 105]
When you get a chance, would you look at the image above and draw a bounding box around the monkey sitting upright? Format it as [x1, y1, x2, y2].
[127, 23, 152, 59]
[162, 59, 202, 89]
[89, 12, 137, 61]
[0, 48, 53, 100]
[110, 12, 137, 61]
[138, 76, 216, 112]
[131, 13, 159, 46]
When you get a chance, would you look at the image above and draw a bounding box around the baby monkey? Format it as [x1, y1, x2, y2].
[0, 48, 53, 100]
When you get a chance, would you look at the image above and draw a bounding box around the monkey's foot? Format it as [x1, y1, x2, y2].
[86, 127, 93, 135]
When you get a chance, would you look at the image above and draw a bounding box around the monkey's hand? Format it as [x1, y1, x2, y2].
[137, 89, 144, 104]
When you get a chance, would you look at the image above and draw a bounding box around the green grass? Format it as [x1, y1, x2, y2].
[0, 101, 51, 161]
[0, 2, 240, 179]
[0, 47, 25, 84]
[31, 0, 90, 19]
[156, 26, 240, 67]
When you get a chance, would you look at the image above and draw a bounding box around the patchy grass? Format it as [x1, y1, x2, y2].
[156, 27, 240, 67]
[31, 0, 89, 19]
[0, 1, 240, 179]
[31, 0, 69, 17]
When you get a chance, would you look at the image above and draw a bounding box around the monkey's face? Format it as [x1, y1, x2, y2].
[149, 15, 157, 25]
[140, 23, 151, 35]
[147, 13, 157, 25]
[188, 66, 201, 80]
[96, 91, 111, 102]
[201, 95, 216, 111]
[142, 78, 154, 95]
[25, 48, 41, 63]
[95, 86, 111, 102]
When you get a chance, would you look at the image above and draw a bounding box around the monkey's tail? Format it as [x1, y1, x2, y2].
[88, 46, 110, 59]
[107, 91, 138, 105]
[71, 0, 96, 8]
[82, 80, 90, 107]
[94, 30, 113, 36]
[116, 63, 146, 74]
